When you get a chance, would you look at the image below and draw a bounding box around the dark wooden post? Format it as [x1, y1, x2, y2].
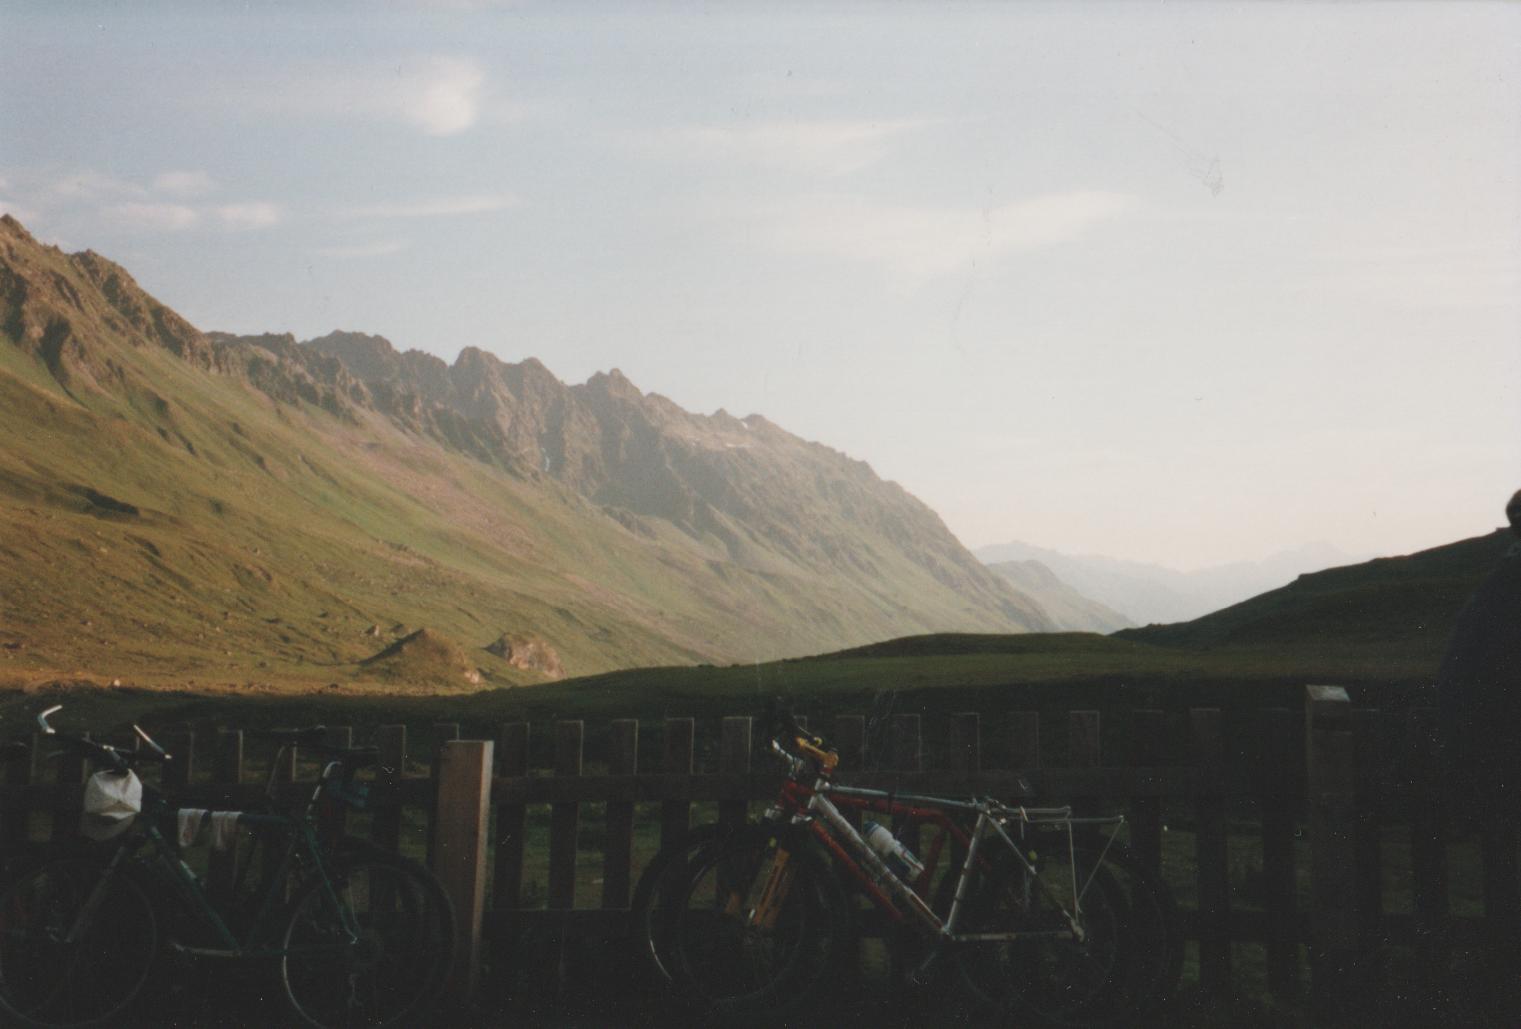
[548, 721, 583, 912]
[51, 731, 90, 844]
[889, 713, 923, 983]
[834, 715, 866, 829]
[494, 723, 530, 914]
[949, 713, 980, 775]
[1406, 708, 1448, 965]
[1128, 710, 1165, 877]
[602, 720, 638, 911]
[2, 735, 38, 848]
[371, 725, 407, 854]
[718, 716, 752, 836]
[208, 730, 245, 900]
[163, 730, 193, 791]
[432, 739, 494, 1006]
[426, 722, 461, 866]
[1259, 708, 1299, 996]
[661, 718, 694, 851]
[1306, 685, 1358, 1011]
[1009, 712, 1040, 770]
[1068, 710, 1101, 768]
[262, 734, 296, 891]
[1351, 708, 1384, 952]
[1192, 708, 1231, 993]
[321, 726, 353, 840]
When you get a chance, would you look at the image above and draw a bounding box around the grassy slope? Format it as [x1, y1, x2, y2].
[1114, 530, 1511, 668]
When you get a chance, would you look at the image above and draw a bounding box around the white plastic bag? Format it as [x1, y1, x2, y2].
[79, 769, 142, 841]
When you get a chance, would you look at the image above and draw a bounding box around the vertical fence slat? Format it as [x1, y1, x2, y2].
[718, 716, 752, 835]
[602, 720, 638, 910]
[1407, 707, 1447, 963]
[51, 732, 89, 844]
[548, 721, 583, 911]
[1306, 685, 1357, 1011]
[949, 713, 980, 773]
[371, 725, 407, 854]
[208, 729, 244, 900]
[661, 718, 694, 851]
[1128, 709, 1165, 877]
[834, 715, 866, 829]
[433, 739, 494, 1008]
[889, 713, 923, 982]
[426, 722, 461, 866]
[1351, 707, 1384, 951]
[2, 735, 37, 847]
[1068, 710, 1101, 768]
[1010, 712, 1040, 769]
[321, 726, 353, 839]
[262, 736, 296, 892]
[1192, 707, 1231, 993]
[494, 723, 529, 913]
[163, 730, 193, 791]
[1259, 707, 1298, 996]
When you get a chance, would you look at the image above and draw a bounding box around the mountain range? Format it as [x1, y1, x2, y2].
[974, 539, 1364, 627]
[0, 215, 1063, 691]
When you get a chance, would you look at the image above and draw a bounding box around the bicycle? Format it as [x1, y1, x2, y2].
[0, 706, 455, 1029]
[653, 703, 1180, 1027]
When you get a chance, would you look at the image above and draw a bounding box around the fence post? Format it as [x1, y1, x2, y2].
[718, 717, 752, 837]
[1009, 712, 1040, 770]
[51, 731, 90, 844]
[208, 730, 244, 901]
[1068, 710, 1101, 768]
[1191, 708, 1231, 993]
[494, 724, 529, 915]
[1406, 708, 1447, 966]
[433, 738, 494, 1006]
[1128, 710, 1165, 877]
[425, 723, 461, 866]
[834, 716, 865, 829]
[1351, 708, 1384, 952]
[548, 721, 583, 912]
[661, 718, 694, 851]
[602, 720, 638, 910]
[1, 735, 38, 848]
[371, 725, 407, 854]
[1259, 707, 1299, 996]
[1306, 685, 1358, 1012]
[949, 713, 980, 774]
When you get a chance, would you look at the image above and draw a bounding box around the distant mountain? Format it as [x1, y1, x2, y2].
[1116, 530, 1513, 667]
[0, 215, 1049, 690]
[986, 560, 1134, 633]
[974, 540, 1364, 626]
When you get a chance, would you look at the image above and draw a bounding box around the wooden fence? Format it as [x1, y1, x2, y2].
[1, 684, 1517, 1014]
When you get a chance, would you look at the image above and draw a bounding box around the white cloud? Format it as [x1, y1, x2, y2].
[214, 202, 283, 229]
[51, 170, 142, 202]
[246, 56, 489, 137]
[109, 201, 200, 232]
[649, 119, 930, 177]
[313, 240, 408, 258]
[154, 170, 216, 196]
[340, 193, 516, 219]
[751, 190, 1135, 281]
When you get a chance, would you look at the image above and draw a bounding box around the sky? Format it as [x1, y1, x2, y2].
[2, 1, 1518, 570]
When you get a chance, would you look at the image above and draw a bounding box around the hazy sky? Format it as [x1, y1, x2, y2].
[3, 2, 1517, 570]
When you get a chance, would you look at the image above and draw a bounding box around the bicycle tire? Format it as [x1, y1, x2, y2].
[628, 822, 732, 990]
[1071, 837, 1182, 1022]
[950, 844, 1131, 1028]
[666, 822, 852, 1026]
[0, 854, 160, 1028]
[277, 849, 455, 1029]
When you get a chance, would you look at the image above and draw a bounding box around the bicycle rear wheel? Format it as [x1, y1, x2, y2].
[952, 846, 1129, 1028]
[0, 855, 159, 1028]
[278, 853, 454, 1029]
[666, 823, 851, 1025]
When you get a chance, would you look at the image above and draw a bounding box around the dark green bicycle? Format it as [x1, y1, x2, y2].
[0, 706, 455, 1029]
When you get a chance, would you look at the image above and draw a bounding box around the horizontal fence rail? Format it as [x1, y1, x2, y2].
[1, 687, 1516, 1014]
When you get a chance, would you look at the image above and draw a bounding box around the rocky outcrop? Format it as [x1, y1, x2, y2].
[484, 633, 565, 680]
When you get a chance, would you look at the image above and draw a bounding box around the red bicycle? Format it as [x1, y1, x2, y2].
[643, 704, 1180, 1027]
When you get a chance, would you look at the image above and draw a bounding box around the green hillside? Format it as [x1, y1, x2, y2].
[0, 215, 1045, 693]
[1115, 530, 1512, 667]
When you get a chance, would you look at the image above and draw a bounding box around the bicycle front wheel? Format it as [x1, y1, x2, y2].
[0, 855, 159, 1028]
[667, 823, 851, 1025]
[278, 854, 454, 1029]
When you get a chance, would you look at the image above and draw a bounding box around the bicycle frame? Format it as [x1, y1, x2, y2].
[761, 759, 1124, 947]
